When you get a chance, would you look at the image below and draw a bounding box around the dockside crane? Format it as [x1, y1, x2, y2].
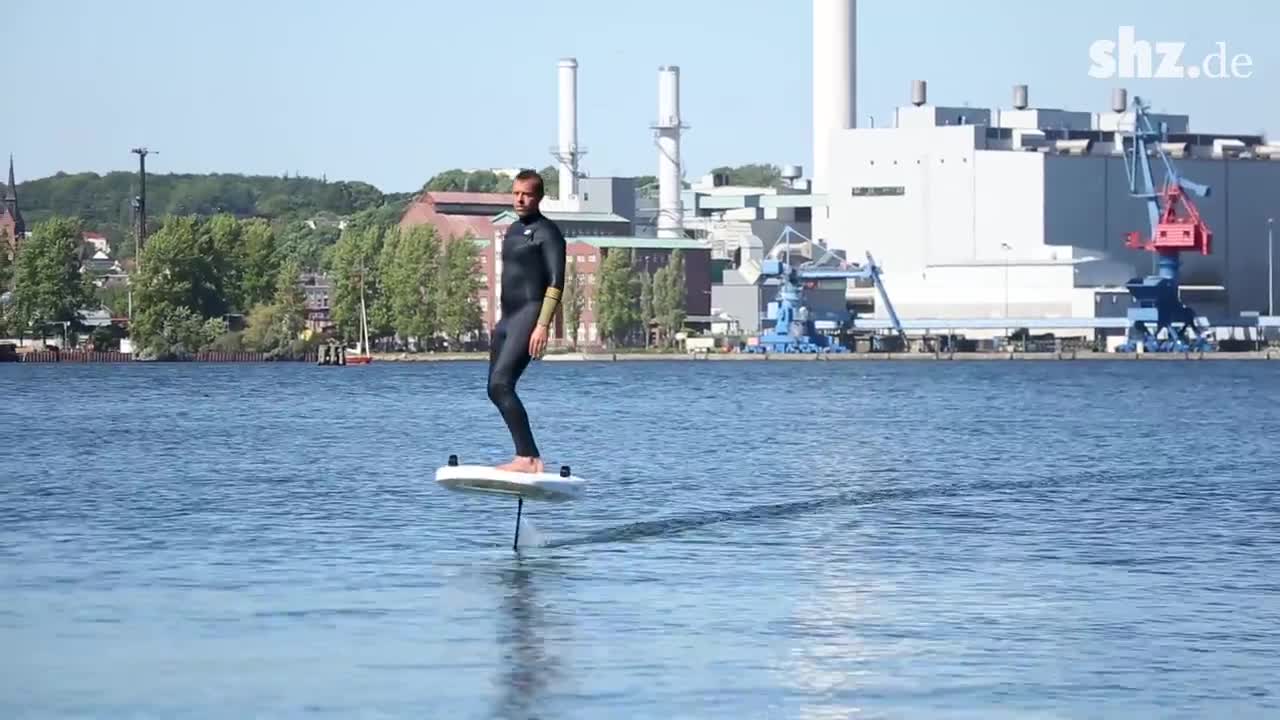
[1117, 96, 1215, 352]
[749, 226, 906, 353]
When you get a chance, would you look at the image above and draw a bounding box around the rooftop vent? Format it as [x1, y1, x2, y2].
[1013, 84, 1029, 110]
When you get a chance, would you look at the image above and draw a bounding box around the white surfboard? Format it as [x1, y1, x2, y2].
[435, 460, 586, 502]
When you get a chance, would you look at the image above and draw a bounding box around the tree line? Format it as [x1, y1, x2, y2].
[3, 214, 694, 356]
[16, 170, 413, 261]
[0, 212, 488, 358]
[325, 221, 485, 351]
[14, 166, 561, 263]
[561, 247, 688, 350]
[14, 163, 778, 260]
[3, 160, 749, 354]
[0, 214, 313, 357]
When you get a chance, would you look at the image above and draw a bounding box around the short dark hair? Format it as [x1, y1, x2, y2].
[514, 168, 544, 196]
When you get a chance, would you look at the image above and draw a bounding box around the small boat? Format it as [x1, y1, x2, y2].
[347, 270, 373, 365]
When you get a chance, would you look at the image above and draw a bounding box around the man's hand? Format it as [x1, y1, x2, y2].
[528, 324, 549, 359]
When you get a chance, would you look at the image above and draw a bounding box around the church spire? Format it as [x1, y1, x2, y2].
[3, 154, 24, 236]
[4, 154, 14, 203]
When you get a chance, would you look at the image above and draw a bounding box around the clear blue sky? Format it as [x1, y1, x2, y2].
[5, 0, 1276, 193]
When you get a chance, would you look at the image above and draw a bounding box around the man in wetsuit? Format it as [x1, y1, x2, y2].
[488, 169, 566, 474]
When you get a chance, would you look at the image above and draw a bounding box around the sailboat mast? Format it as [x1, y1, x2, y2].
[358, 270, 369, 354]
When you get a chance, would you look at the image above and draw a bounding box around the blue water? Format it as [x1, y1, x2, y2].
[2, 360, 1278, 718]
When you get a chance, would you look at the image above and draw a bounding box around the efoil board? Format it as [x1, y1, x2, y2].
[435, 463, 586, 502]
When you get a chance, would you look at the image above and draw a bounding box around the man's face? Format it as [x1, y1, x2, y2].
[513, 179, 542, 217]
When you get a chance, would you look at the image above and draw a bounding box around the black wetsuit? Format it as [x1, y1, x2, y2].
[487, 210, 566, 459]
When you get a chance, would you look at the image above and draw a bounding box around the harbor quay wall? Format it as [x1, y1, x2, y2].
[7, 350, 318, 363]
[7, 350, 1278, 364]
[372, 350, 1280, 362]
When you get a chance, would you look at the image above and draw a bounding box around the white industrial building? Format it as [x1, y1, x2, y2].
[537, 1, 1280, 343]
[817, 82, 1280, 333]
[800, 0, 1280, 341]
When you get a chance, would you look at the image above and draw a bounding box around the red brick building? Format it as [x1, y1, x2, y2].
[398, 191, 509, 240]
[1, 155, 24, 259]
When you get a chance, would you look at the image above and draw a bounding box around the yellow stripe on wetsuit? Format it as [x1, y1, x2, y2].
[537, 287, 562, 328]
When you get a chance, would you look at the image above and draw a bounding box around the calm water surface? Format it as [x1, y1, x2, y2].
[2, 360, 1278, 718]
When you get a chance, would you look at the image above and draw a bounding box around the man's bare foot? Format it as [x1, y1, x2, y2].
[496, 456, 543, 474]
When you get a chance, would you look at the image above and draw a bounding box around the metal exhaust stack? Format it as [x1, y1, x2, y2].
[1013, 83, 1029, 110]
[811, 0, 856, 196]
[912, 79, 927, 106]
[654, 65, 685, 238]
[556, 58, 581, 201]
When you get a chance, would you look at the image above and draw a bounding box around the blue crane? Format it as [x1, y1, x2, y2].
[1117, 95, 1216, 352]
[749, 226, 906, 353]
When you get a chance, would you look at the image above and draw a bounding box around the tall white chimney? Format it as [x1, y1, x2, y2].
[556, 57, 580, 201]
[653, 64, 685, 239]
[811, 0, 856, 198]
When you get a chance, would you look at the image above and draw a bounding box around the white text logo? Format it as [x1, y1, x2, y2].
[1088, 26, 1254, 79]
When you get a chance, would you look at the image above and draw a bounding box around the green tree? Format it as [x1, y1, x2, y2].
[0, 230, 12, 337]
[634, 175, 659, 198]
[273, 258, 306, 338]
[638, 269, 654, 348]
[424, 169, 505, 193]
[562, 257, 585, 349]
[539, 165, 558, 199]
[384, 224, 440, 348]
[329, 224, 387, 345]
[11, 217, 94, 340]
[127, 214, 243, 356]
[277, 220, 340, 272]
[242, 303, 281, 354]
[241, 259, 307, 357]
[90, 325, 118, 351]
[651, 265, 669, 347]
[436, 236, 485, 347]
[376, 223, 405, 343]
[1, 228, 14, 338]
[239, 218, 281, 309]
[652, 249, 687, 348]
[709, 163, 785, 188]
[14, 170, 400, 255]
[95, 284, 131, 317]
[206, 213, 246, 310]
[132, 303, 219, 359]
[594, 248, 638, 348]
[0, 228, 12, 290]
[131, 215, 237, 321]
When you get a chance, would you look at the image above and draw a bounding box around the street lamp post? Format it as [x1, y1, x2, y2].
[1000, 243, 1012, 316]
[1000, 243, 1012, 346]
[1269, 217, 1274, 317]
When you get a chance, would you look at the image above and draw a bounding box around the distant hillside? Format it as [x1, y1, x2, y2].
[15, 171, 414, 257]
[13, 163, 778, 259]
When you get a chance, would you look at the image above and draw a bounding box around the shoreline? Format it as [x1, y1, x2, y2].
[372, 349, 1280, 362]
[9, 349, 1277, 364]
